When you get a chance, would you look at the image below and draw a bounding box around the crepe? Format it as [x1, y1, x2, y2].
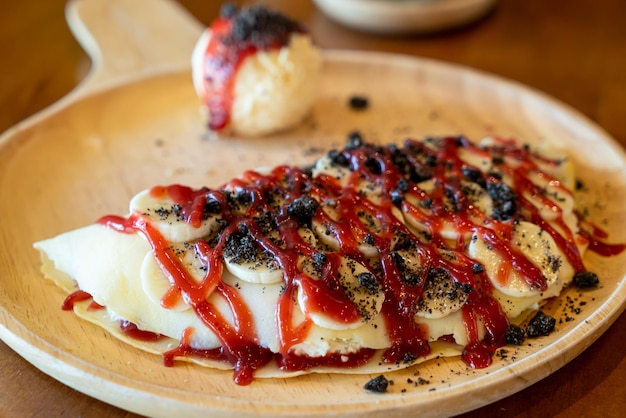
[34, 135, 608, 385]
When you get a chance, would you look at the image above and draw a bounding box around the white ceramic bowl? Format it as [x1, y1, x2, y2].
[313, 0, 497, 35]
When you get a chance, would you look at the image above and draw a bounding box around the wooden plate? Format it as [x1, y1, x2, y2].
[1, 0, 625, 417]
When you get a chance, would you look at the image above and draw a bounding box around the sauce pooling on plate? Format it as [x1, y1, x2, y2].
[86, 135, 621, 384]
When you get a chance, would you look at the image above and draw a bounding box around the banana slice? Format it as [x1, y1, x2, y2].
[531, 143, 576, 190]
[130, 189, 222, 243]
[312, 154, 351, 186]
[225, 228, 318, 284]
[287, 313, 390, 357]
[403, 180, 493, 241]
[357, 180, 405, 226]
[311, 192, 406, 258]
[312, 210, 407, 258]
[308, 155, 359, 251]
[223, 227, 283, 284]
[462, 180, 494, 214]
[297, 256, 384, 330]
[314, 153, 402, 210]
[402, 180, 456, 240]
[312, 203, 377, 257]
[524, 170, 575, 221]
[415, 267, 469, 319]
[468, 221, 574, 298]
[491, 288, 542, 318]
[415, 310, 476, 346]
[225, 252, 283, 285]
[387, 249, 468, 320]
[312, 152, 407, 256]
[458, 146, 492, 173]
[141, 242, 206, 311]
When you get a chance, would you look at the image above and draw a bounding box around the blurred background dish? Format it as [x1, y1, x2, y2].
[312, 0, 497, 34]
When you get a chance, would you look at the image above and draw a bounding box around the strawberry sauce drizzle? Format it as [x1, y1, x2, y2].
[91, 136, 622, 384]
[61, 290, 93, 310]
[200, 6, 304, 131]
[99, 213, 271, 385]
[201, 17, 255, 131]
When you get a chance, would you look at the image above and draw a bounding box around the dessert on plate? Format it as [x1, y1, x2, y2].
[34, 134, 620, 385]
[191, 4, 321, 137]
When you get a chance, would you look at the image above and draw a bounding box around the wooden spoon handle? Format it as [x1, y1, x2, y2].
[66, 0, 204, 95]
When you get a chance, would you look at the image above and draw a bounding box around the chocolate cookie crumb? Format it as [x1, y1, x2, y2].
[222, 5, 301, 49]
[505, 324, 525, 345]
[364, 374, 389, 393]
[575, 179, 584, 190]
[526, 311, 556, 337]
[349, 95, 369, 110]
[358, 272, 380, 294]
[346, 131, 364, 149]
[471, 263, 484, 274]
[573, 271, 600, 289]
[486, 180, 517, 221]
[287, 195, 319, 226]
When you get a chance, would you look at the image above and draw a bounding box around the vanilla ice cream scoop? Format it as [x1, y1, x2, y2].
[191, 4, 321, 137]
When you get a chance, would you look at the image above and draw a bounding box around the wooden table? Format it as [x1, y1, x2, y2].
[1, 1, 624, 416]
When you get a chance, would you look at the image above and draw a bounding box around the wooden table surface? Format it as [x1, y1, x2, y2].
[1, 0, 625, 416]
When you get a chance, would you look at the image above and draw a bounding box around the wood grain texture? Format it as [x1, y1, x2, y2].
[1, 0, 625, 417]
